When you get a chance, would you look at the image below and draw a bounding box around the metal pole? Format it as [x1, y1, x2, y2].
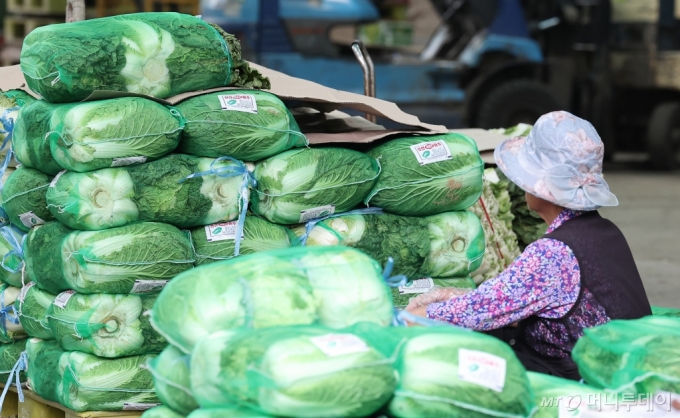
[351, 40, 377, 123]
[66, 0, 86, 22]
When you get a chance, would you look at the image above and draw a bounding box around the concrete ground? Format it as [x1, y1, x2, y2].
[599, 164, 680, 308]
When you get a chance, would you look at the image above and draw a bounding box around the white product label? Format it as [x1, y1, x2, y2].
[218, 94, 258, 114]
[18, 212, 45, 229]
[53, 290, 75, 309]
[122, 403, 161, 411]
[458, 348, 507, 392]
[310, 334, 370, 357]
[484, 169, 500, 184]
[299, 205, 335, 223]
[17, 282, 35, 303]
[410, 140, 453, 165]
[49, 170, 66, 188]
[130, 280, 168, 294]
[111, 156, 147, 167]
[204, 222, 243, 242]
[398, 278, 434, 295]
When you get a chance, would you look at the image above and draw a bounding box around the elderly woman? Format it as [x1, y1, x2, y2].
[406, 111, 652, 380]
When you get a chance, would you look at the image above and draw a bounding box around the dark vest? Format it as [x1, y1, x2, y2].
[520, 211, 652, 360]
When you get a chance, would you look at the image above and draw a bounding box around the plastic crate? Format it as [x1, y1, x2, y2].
[7, 0, 67, 16]
[3, 15, 62, 45]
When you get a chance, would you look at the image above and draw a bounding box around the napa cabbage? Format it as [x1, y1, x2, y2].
[527, 372, 603, 418]
[177, 90, 308, 161]
[49, 97, 183, 172]
[46, 154, 250, 230]
[190, 216, 293, 266]
[47, 292, 165, 358]
[365, 133, 484, 216]
[0, 284, 26, 343]
[20, 12, 269, 103]
[0, 339, 27, 384]
[15, 282, 55, 339]
[147, 345, 198, 414]
[389, 327, 535, 418]
[25, 221, 193, 294]
[1, 166, 55, 232]
[251, 148, 380, 224]
[190, 324, 396, 417]
[142, 406, 185, 418]
[0, 225, 25, 287]
[58, 351, 159, 411]
[187, 407, 271, 418]
[12, 100, 67, 175]
[422, 211, 485, 278]
[572, 316, 680, 394]
[25, 338, 64, 403]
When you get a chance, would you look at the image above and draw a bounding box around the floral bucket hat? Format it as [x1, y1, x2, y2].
[494, 111, 618, 211]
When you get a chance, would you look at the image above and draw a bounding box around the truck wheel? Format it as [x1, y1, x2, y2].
[475, 80, 562, 130]
[647, 102, 680, 170]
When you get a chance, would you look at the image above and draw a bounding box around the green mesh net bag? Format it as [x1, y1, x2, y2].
[142, 406, 185, 418]
[15, 282, 55, 340]
[251, 148, 380, 224]
[0, 90, 36, 156]
[0, 225, 25, 287]
[46, 154, 252, 230]
[388, 326, 535, 418]
[365, 133, 484, 216]
[0, 283, 26, 343]
[391, 276, 476, 308]
[20, 12, 270, 103]
[0, 339, 27, 384]
[572, 316, 680, 394]
[46, 292, 165, 358]
[422, 211, 485, 277]
[176, 90, 308, 161]
[25, 338, 64, 403]
[190, 323, 397, 417]
[187, 407, 272, 418]
[190, 216, 292, 266]
[527, 371, 604, 418]
[59, 351, 159, 412]
[48, 97, 184, 172]
[651, 306, 680, 317]
[151, 246, 394, 353]
[146, 344, 198, 415]
[12, 100, 65, 176]
[1, 166, 55, 232]
[25, 221, 194, 294]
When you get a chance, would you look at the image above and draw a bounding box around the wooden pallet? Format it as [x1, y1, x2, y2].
[1, 386, 144, 418]
[3, 15, 62, 45]
[7, 0, 67, 16]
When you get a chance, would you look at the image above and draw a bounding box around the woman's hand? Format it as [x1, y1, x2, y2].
[405, 287, 473, 310]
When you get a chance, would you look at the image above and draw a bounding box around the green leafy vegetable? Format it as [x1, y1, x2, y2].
[49, 97, 183, 172]
[191, 217, 293, 266]
[47, 292, 165, 358]
[1, 166, 55, 232]
[252, 148, 380, 224]
[190, 324, 396, 417]
[147, 345, 198, 414]
[177, 90, 308, 161]
[59, 351, 159, 411]
[46, 154, 249, 230]
[15, 283, 56, 339]
[25, 221, 193, 294]
[0, 225, 25, 287]
[0, 339, 27, 384]
[187, 407, 271, 418]
[389, 327, 535, 418]
[0, 284, 26, 343]
[25, 338, 64, 403]
[142, 406, 185, 418]
[572, 316, 680, 394]
[423, 211, 485, 278]
[20, 12, 269, 103]
[365, 133, 484, 216]
[391, 276, 476, 308]
[12, 100, 67, 175]
[527, 371, 603, 418]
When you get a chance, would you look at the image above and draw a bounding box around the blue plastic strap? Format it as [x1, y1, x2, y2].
[382, 257, 408, 288]
[0, 286, 20, 338]
[0, 107, 19, 145]
[0, 226, 24, 274]
[0, 351, 26, 408]
[296, 207, 384, 246]
[178, 156, 256, 257]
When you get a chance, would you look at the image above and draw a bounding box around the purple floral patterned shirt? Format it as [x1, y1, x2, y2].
[426, 209, 610, 357]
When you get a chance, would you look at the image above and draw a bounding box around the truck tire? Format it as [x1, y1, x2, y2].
[647, 102, 680, 170]
[475, 80, 562, 130]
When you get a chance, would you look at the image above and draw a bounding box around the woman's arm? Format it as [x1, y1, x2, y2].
[422, 238, 581, 330]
